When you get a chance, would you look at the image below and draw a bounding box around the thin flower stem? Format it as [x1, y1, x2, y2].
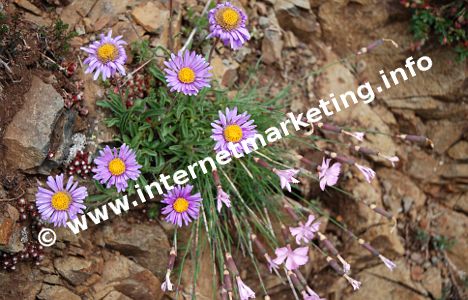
[168, 0, 174, 52]
[207, 38, 219, 63]
[121, 58, 155, 86]
[220, 169, 270, 228]
[175, 225, 194, 299]
[238, 159, 254, 179]
[201, 205, 211, 244]
[263, 207, 274, 233]
[284, 268, 301, 300]
[191, 217, 201, 299]
[256, 151, 294, 169]
[173, 227, 178, 252]
[181, 0, 213, 52]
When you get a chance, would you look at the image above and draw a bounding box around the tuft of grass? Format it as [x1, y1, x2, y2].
[96, 41, 307, 294]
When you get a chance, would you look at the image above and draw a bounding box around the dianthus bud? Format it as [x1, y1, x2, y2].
[213, 170, 221, 186]
[326, 256, 344, 276]
[251, 234, 267, 255]
[398, 134, 434, 148]
[369, 204, 393, 220]
[223, 266, 233, 291]
[167, 247, 176, 270]
[253, 157, 271, 169]
[283, 204, 300, 221]
[225, 253, 239, 276]
[280, 223, 290, 243]
[318, 232, 338, 256]
[317, 122, 341, 133]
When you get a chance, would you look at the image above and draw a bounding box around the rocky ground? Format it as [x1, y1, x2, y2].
[0, 0, 467, 299]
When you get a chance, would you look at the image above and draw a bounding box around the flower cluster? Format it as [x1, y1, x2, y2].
[64, 2, 432, 298]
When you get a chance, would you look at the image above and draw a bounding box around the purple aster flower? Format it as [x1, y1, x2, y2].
[318, 158, 341, 191]
[207, 2, 250, 50]
[273, 245, 309, 270]
[355, 163, 376, 183]
[35, 174, 87, 227]
[211, 107, 257, 155]
[236, 276, 255, 300]
[273, 168, 300, 192]
[216, 186, 231, 212]
[163, 51, 212, 96]
[161, 184, 202, 227]
[92, 144, 141, 193]
[290, 215, 321, 244]
[80, 30, 127, 81]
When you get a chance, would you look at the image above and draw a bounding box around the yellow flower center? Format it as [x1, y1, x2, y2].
[97, 43, 118, 63]
[224, 124, 243, 143]
[173, 197, 189, 213]
[51, 191, 72, 211]
[178, 67, 196, 84]
[216, 7, 240, 30]
[108, 158, 126, 176]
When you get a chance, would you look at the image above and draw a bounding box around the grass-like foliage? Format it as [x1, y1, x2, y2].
[96, 41, 312, 296]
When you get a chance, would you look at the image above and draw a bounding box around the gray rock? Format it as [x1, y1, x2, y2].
[37, 284, 81, 300]
[131, 1, 169, 33]
[3, 76, 64, 172]
[439, 163, 468, 179]
[378, 169, 426, 213]
[404, 150, 439, 182]
[274, 0, 319, 41]
[402, 196, 414, 213]
[258, 16, 270, 28]
[262, 28, 284, 67]
[0, 263, 43, 299]
[211, 56, 240, 88]
[421, 267, 443, 299]
[38, 109, 77, 174]
[447, 141, 468, 160]
[435, 205, 468, 273]
[447, 192, 468, 214]
[14, 0, 42, 16]
[54, 256, 95, 286]
[426, 120, 465, 154]
[98, 219, 170, 277]
[0, 204, 24, 253]
[92, 252, 163, 300]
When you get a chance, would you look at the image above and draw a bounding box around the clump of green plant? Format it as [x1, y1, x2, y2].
[37, 19, 77, 59]
[87, 3, 429, 297]
[432, 234, 456, 251]
[401, 0, 467, 61]
[52, 19, 78, 54]
[415, 227, 455, 251]
[91, 36, 410, 298]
